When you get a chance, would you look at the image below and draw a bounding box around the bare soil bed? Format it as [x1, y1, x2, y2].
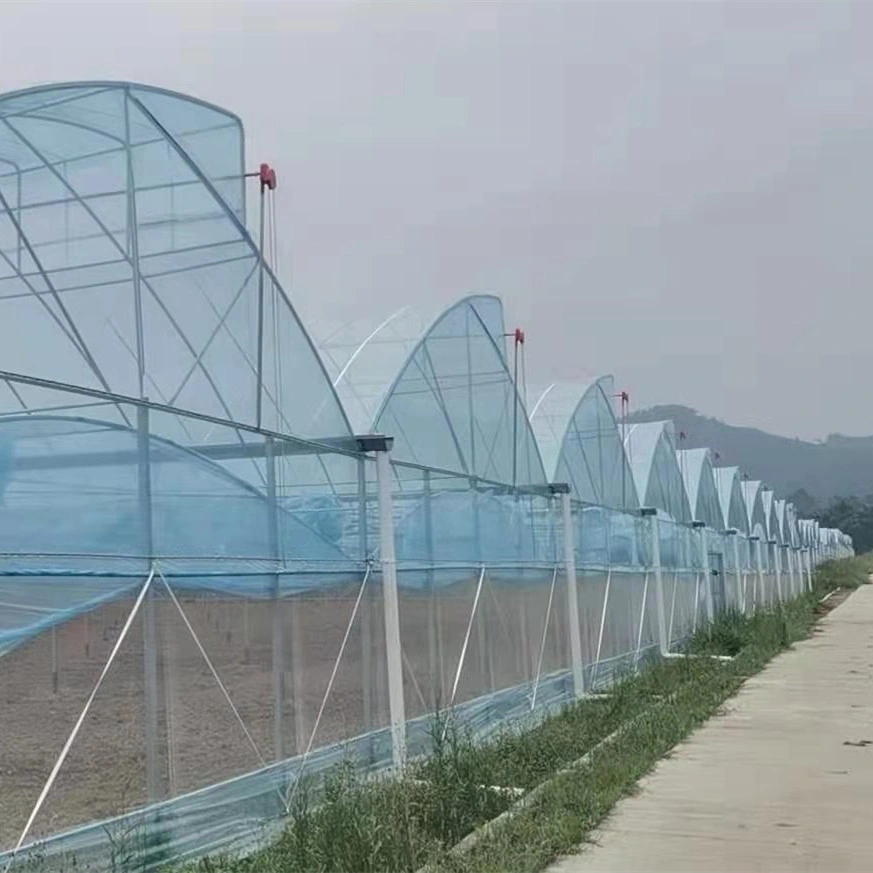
[0, 577, 568, 851]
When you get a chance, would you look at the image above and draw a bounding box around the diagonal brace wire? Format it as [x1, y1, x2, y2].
[155, 567, 272, 778]
[530, 565, 558, 712]
[441, 564, 486, 741]
[3, 568, 155, 873]
[285, 564, 371, 808]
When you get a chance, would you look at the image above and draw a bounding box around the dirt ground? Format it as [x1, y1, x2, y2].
[0, 574, 572, 851]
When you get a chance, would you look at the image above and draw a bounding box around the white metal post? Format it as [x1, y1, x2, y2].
[771, 541, 783, 603]
[645, 510, 669, 657]
[472, 485, 495, 692]
[792, 547, 799, 597]
[786, 547, 796, 598]
[357, 458, 374, 739]
[265, 437, 284, 761]
[137, 404, 160, 803]
[255, 178, 267, 429]
[695, 522, 714, 624]
[752, 537, 764, 611]
[559, 489, 585, 697]
[375, 447, 406, 768]
[424, 469, 443, 708]
[727, 530, 742, 613]
[805, 547, 813, 591]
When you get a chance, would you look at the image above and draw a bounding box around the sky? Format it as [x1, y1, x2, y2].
[0, 0, 871, 440]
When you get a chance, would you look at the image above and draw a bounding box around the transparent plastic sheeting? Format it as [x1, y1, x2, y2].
[0, 429, 843, 872]
[0, 81, 853, 873]
[0, 84, 350, 441]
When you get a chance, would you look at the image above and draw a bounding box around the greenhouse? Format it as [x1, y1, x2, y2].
[0, 81, 853, 872]
[677, 448, 724, 530]
[529, 376, 638, 511]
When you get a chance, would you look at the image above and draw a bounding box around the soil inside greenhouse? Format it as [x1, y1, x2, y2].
[0, 579, 571, 851]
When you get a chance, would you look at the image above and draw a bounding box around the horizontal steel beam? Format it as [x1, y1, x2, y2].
[10, 436, 361, 471]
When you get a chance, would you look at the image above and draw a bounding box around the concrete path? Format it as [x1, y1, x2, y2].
[550, 584, 873, 873]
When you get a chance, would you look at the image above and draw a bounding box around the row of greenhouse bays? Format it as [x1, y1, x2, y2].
[0, 303, 855, 862]
[0, 75, 854, 869]
[0, 496, 846, 860]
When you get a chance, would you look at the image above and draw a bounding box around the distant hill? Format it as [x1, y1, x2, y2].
[627, 404, 873, 508]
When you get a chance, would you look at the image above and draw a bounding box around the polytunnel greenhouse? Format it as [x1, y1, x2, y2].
[0, 81, 854, 872]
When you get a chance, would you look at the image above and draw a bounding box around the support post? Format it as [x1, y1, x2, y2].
[424, 469, 443, 708]
[772, 541, 783, 602]
[123, 90, 146, 400]
[472, 485, 495, 692]
[254, 168, 275, 428]
[375, 444, 406, 768]
[694, 522, 714, 624]
[358, 458, 375, 738]
[138, 404, 160, 802]
[794, 547, 801, 596]
[643, 509, 669, 657]
[555, 486, 584, 697]
[786, 546, 796, 598]
[751, 536, 763, 611]
[794, 546, 803, 594]
[804, 547, 813, 591]
[726, 530, 742, 613]
[265, 437, 285, 761]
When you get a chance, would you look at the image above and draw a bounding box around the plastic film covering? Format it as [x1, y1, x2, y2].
[624, 421, 691, 522]
[713, 466, 749, 534]
[370, 297, 545, 488]
[676, 448, 724, 530]
[529, 377, 639, 511]
[313, 295, 507, 437]
[741, 480, 768, 538]
[0, 82, 350, 440]
[568, 505, 657, 689]
[0, 80, 853, 873]
[0, 385, 373, 868]
[760, 488, 778, 544]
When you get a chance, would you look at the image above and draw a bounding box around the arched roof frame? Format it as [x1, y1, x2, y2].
[529, 376, 638, 510]
[760, 488, 779, 543]
[784, 503, 799, 547]
[314, 295, 507, 437]
[713, 465, 748, 533]
[624, 420, 691, 522]
[336, 295, 546, 486]
[741, 480, 768, 539]
[774, 499, 787, 546]
[797, 518, 811, 547]
[0, 81, 351, 442]
[0, 413, 356, 654]
[676, 448, 724, 530]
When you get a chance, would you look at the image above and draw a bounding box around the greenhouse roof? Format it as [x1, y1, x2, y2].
[315, 295, 543, 486]
[529, 377, 638, 510]
[0, 81, 350, 442]
[741, 479, 768, 539]
[313, 295, 508, 436]
[676, 448, 724, 530]
[713, 465, 749, 533]
[624, 420, 691, 522]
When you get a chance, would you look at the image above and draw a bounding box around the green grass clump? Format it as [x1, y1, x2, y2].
[182, 555, 870, 873]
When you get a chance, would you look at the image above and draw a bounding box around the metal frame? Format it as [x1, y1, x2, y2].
[375, 445, 406, 768]
[641, 507, 669, 656]
[693, 520, 714, 623]
[554, 484, 584, 697]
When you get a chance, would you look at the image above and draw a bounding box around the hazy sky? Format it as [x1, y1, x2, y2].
[1, 1, 871, 440]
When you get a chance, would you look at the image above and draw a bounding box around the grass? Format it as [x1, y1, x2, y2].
[185, 555, 872, 873]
